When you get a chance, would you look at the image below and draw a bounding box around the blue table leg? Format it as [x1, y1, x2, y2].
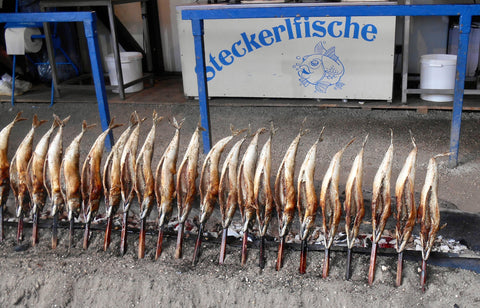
[191, 19, 212, 153]
[83, 14, 114, 151]
[449, 14, 471, 167]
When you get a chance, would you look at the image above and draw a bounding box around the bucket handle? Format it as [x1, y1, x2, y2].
[428, 63, 444, 68]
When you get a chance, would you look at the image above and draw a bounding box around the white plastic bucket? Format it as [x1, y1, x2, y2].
[105, 52, 143, 93]
[420, 54, 457, 102]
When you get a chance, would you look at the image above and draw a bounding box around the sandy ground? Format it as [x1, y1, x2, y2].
[0, 100, 479, 307]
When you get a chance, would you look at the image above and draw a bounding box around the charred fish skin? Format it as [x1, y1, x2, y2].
[344, 135, 367, 279]
[81, 118, 122, 249]
[274, 130, 304, 238]
[394, 134, 417, 287]
[199, 134, 236, 226]
[395, 135, 418, 253]
[44, 115, 70, 217]
[320, 138, 355, 278]
[255, 129, 274, 238]
[419, 153, 450, 291]
[368, 130, 394, 285]
[155, 118, 184, 227]
[237, 127, 265, 266]
[63, 121, 93, 223]
[344, 135, 368, 249]
[136, 111, 163, 259]
[274, 128, 304, 271]
[82, 118, 121, 223]
[137, 111, 163, 220]
[218, 136, 246, 264]
[102, 113, 137, 251]
[103, 112, 138, 219]
[173, 122, 200, 260]
[0, 112, 26, 241]
[219, 137, 246, 230]
[27, 117, 60, 216]
[10, 115, 48, 218]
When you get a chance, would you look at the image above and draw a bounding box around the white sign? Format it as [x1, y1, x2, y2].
[178, 10, 395, 100]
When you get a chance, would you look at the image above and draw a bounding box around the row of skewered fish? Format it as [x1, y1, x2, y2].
[0, 112, 448, 290]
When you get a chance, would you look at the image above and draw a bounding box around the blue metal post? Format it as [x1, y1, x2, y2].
[449, 13, 472, 167]
[83, 14, 114, 150]
[11, 55, 16, 106]
[191, 19, 212, 153]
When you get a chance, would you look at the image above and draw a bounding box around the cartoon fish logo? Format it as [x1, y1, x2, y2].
[294, 42, 345, 93]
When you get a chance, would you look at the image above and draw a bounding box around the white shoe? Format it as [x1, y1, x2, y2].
[0, 80, 23, 96]
[1, 74, 32, 94]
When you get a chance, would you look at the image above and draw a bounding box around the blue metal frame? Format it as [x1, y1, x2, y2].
[0, 12, 113, 150]
[182, 3, 480, 166]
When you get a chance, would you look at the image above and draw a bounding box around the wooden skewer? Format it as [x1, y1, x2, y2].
[322, 247, 330, 278]
[368, 242, 378, 285]
[51, 212, 58, 249]
[395, 251, 404, 287]
[299, 239, 307, 274]
[275, 235, 286, 271]
[17, 213, 24, 244]
[69, 219, 74, 248]
[192, 223, 204, 265]
[219, 227, 227, 265]
[120, 211, 128, 256]
[421, 259, 427, 292]
[103, 216, 113, 251]
[155, 225, 165, 260]
[345, 248, 352, 280]
[82, 221, 90, 250]
[259, 236, 266, 269]
[241, 229, 248, 266]
[175, 222, 184, 259]
[32, 210, 39, 246]
[138, 217, 146, 259]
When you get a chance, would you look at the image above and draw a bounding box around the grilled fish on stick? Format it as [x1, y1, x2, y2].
[274, 128, 304, 271]
[236, 127, 265, 266]
[254, 126, 275, 269]
[136, 111, 162, 259]
[44, 115, 70, 249]
[0, 112, 26, 241]
[174, 123, 201, 259]
[368, 130, 394, 285]
[344, 135, 367, 280]
[102, 112, 138, 251]
[297, 128, 324, 274]
[62, 121, 94, 247]
[320, 138, 355, 278]
[10, 115, 47, 243]
[394, 134, 417, 287]
[193, 130, 237, 265]
[218, 136, 245, 264]
[419, 153, 450, 291]
[81, 118, 121, 249]
[27, 117, 59, 246]
[155, 118, 183, 259]
[120, 112, 143, 255]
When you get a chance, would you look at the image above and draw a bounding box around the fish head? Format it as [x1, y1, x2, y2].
[16, 193, 31, 217]
[139, 196, 155, 219]
[297, 55, 325, 84]
[67, 199, 81, 220]
[300, 216, 314, 240]
[51, 193, 65, 216]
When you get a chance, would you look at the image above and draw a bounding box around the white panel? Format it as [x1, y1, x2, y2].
[178, 9, 395, 100]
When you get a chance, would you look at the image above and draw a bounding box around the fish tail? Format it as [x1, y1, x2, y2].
[340, 137, 356, 154]
[61, 115, 71, 126]
[108, 117, 123, 130]
[433, 152, 453, 160]
[51, 115, 61, 129]
[13, 112, 27, 124]
[362, 134, 369, 148]
[408, 130, 416, 148]
[32, 114, 48, 128]
[389, 128, 394, 145]
[314, 126, 326, 145]
[269, 121, 278, 138]
[299, 117, 309, 136]
[230, 124, 247, 137]
[82, 120, 96, 132]
[152, 110, 164, 124]
[171, 117, 185, 130]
